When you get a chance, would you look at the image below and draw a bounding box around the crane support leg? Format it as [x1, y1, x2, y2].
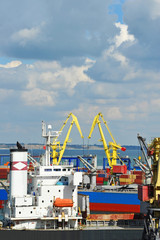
[142, 210, 157, 240]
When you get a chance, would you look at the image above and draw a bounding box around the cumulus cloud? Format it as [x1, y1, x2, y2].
[122, 0, 160, 69]
[0, 60, 22, 68]
[0, 0, 116, 59]
[0, 0, 160, 144]
[21, 88, 56, 106]
[12, 26, 41, 46]
[0, 58, 95, 107]
[114, 22, 135, 48]
[26, 59, 95, 96]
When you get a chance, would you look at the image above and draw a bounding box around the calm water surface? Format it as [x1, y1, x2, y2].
[0, 147, 141, 167]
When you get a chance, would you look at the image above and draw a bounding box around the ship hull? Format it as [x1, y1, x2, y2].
[0, 228, 143, 240]
[79, 191, 140, 213]
[90, 202, 140, 213]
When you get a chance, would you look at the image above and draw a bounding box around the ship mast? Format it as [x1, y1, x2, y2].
[42, 121, 61, 166]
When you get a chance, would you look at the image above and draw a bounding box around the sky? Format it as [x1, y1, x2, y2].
[0, 0, 160, 146]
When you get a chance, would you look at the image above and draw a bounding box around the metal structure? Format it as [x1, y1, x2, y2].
[77, 155, 97, 173]
[133, 134, 153, 184]
[141, 138, 160, 240]
[88, 112, 126, 170]
[50, 113, 84, 165]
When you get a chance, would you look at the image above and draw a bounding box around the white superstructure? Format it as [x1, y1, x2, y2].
[10, 149, 28, 202]
[4, 122, 83, 230]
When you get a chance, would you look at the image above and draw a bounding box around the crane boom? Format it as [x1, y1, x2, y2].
[57, 120, 74, 165]
[96, 119, 112, 167]
[88, 112, 125, 169]
[99, 113, 116, 144]
[51, 113, 84, 165]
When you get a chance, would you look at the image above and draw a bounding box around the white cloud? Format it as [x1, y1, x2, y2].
[151, 0, 160, 19]
[73, 104, 122, 123]
[19, 58, 95, 106]
[21, 88, 56, 106]
[0, 60, 22, 68]
[105, 107, 122, 120]
[85, 58, 96, 65]
[0, 1, 117, 60]
[26, 59, 95, 94]
[102, 22, 135, 67]
[114, 23, 135, 48]
[0, 1, 160, 144]
[12, 25, 41, 46]
[151, 99, 160, 110]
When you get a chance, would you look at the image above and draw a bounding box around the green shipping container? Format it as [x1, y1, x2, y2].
[103, 181, 108, 185]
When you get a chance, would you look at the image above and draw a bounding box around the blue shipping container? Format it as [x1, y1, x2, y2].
[0, 189, 8, 200]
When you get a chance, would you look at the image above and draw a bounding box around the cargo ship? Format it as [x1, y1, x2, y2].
[0, 150, 146, 215]
[0, 113, 145, 217]
[0, 121, 144, 240]
[0, 149, 145, 217]
[78, 163, 145, 215]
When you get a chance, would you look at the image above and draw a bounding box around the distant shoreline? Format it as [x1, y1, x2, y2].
[0, 144, 140, 150]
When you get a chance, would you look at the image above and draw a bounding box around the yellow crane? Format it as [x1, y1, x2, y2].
[88, 112, 126, 170]
[139, 137, 160, 239]
[51, 113, 84, 165]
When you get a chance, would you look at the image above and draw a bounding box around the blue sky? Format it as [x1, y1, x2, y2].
[0, 0, 160, 146]
[109, 0, 125, 23]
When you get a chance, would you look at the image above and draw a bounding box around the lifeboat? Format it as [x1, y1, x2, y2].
[54, 198, 73, 207]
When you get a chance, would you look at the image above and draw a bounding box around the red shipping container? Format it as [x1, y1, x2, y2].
[106, 168, 110, 173]
[138, 185, 150, 201]
[136, 175, 144, 180]
[0, 168, 8, 179]
[0, 174, 7, 179]
[96, 177, 104, 185]
[135, 179, 143, 184]
[0, 200, 4, 209]
[133, 170, 143, 175]
[103, 175, 110, 181]
[112, 165, 127, 174]
[96, 176, 104, 181]
[120, 174, 130, 179]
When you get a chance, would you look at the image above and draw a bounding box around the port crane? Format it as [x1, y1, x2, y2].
[50, 113, 84, 165]
[139, 137, 160, 240]
[133, 134, 153, 185]
[88, 112, 126, 170]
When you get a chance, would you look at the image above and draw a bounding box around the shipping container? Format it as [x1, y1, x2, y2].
[112, 165, 127, 174]
[138, 185, 150, 201]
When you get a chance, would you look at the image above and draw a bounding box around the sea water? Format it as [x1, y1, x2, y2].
[0, 146, 141, 168]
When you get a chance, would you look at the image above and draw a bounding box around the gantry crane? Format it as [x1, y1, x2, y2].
[88, 112, 126, 170]
[51, 113, 84, 165]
